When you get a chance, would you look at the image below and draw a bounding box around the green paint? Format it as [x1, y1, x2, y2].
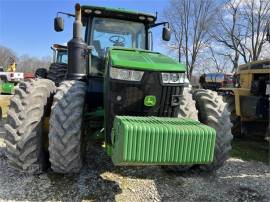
[111, 116, 216, 165]
[106, 144, 113, 156]
[85, 108, 104, 117]
[81, 5, 156, 21]
[109, 48, 186, 72]
[84, 108, 104, 140]
[144, 95, 156, 107]
[0, 82, 14, 94]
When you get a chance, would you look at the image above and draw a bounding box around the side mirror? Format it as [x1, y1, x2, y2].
[54, 17, 64, 32]
[162, 26, 171, 41]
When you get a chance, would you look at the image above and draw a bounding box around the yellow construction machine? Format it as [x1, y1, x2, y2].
[221, 60, 269, 139]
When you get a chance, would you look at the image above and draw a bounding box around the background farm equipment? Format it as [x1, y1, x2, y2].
[221, 60, 269, 139]
[35, 44, 67, 85]
[0, 58, 25, 121]
[199, 73, 234, 92]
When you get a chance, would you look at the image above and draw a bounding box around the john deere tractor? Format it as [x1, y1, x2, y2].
[35, 44, 68, 85]
[4, 4, 232, 174]
[47, 44, 68, 85]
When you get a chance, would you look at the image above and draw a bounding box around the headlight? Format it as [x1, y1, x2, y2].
[110, 67, 144, 81]
[161, 73, 186, 84]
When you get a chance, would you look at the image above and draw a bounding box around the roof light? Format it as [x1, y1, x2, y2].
[139, 16, 146, 20]
[147, 17, 154, 22]
[94, 10, 102, 14]
[84, 9, 92, 14]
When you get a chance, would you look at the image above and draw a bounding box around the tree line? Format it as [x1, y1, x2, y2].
[0, 45, 51, 72]
[164, 0, 270, 78]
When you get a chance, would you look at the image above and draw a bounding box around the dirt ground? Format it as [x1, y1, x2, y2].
[0, 125, 269, 202]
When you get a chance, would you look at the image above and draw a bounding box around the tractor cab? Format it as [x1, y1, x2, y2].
[87, 17, 147, 76]
[55, 5, 171, 76]
[80, 6, 160, 76]
[51, 44, 68, 64]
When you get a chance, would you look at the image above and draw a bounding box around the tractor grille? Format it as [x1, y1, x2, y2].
[159, 86, 181, 117]
[105, 71, 184, 143]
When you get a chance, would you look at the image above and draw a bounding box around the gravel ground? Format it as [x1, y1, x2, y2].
[0, 128, 269, 202]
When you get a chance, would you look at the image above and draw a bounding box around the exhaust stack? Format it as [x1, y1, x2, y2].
[73, 3, 82, 38]
[67, 3, 87, 80]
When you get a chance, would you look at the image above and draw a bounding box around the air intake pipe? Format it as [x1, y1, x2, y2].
[67, 3, 87, 80]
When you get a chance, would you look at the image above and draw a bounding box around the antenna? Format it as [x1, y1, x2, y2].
[57, 12, 75, 18]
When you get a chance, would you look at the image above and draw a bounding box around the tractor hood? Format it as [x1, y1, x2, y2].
[109, 48, 186, 72]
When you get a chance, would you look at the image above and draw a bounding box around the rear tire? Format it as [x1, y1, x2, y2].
[164, 87, 199, 172]
[4, 79, 56, 174]
[48, 80, 86, 173]
[35, 68, 48, 79]
[193, 89, 233, 172]
[223, 95, 242, 137]
[47, 63, 67, 86]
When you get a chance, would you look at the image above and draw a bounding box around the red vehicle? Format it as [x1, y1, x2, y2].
[199, 73, 234, 91]
[24, 72, 35, 80]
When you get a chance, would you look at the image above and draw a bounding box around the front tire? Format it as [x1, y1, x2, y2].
[35, 68, 48, 79]
[193, 89, 233, 172]
[48, 80, 86, 173]
[4, 79, 56, 174]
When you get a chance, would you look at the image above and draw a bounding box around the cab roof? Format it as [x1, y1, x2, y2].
[238, 59, 270, 71]
[81, 5, 157, 25]
[51, 44, 67, 52]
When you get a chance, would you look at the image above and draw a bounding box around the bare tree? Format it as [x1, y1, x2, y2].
[210, 0, 243, 71]
[17, 55, 51, 72]
[241, 0, 270, 61]
[212, 0, 270, 71]
[0, 45, 17, 70]
[164, 0, 218, 79]
[195, 44, 232, 74]
[0, 45, 51, 72]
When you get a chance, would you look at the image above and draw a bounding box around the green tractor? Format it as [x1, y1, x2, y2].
[35, 44, 68, 85]
[4, 4, 232, 174]
[47, 44, 68, 85]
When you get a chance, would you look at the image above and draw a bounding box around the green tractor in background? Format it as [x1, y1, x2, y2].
[0, 59, 24, 122]
[47, 43, 68, 85]
[35, 44, 68, 85]
[4, 4, 232, 174]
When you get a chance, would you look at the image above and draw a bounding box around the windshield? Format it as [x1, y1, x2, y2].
[91, 17, 146, 58]
[56, 51, 68, 64]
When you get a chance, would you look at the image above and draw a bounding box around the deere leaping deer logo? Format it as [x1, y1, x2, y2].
[144, 95, 156, 107]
